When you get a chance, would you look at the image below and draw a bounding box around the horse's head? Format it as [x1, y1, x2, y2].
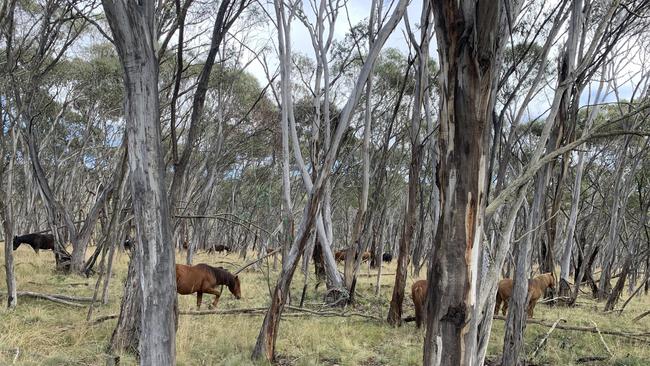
[12, 236, 21, 250]
[229, 275, 241, 299]
[546, 272, 556, 289]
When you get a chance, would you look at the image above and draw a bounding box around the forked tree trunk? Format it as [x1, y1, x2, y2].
[423, 1, 504, 364]
[252, 0, 409, 360]
[102, 0, 177, 363]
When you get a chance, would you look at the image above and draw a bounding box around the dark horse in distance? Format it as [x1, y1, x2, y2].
[176, 263, 241, 309]
[13, 233, 56, 253]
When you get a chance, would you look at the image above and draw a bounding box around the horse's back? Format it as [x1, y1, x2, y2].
[175, 264, 207, 294]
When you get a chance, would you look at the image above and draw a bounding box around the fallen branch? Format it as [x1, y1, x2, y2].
[16, 292, 84, 307]
[27, 281, 89, 287]
[633, 310, 650, 322]
[92, 305, 383, 324]
[91, 314, 119, 324]
[530, 318, 565, 358]
[576, 356, 608, 363]
[285, 305, 383, 321]
[18, 291, 93, 302]
[538, 296, 570, 304]
[357, 272, 396, 277]
[493, 316, 650, 343]
[234, 248, 281, 275]
[590, 321, 613, 357]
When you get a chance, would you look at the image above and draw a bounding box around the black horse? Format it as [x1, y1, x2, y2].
[13, 233, 56, 253]
[210, 245, 232, 254]
[382, 252, 393, 263]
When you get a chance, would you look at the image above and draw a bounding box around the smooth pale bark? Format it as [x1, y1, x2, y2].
[251, 0, 409, 360]
[102, 0, 176, 363]
[386, 0, 430, 326]
[501, 200, 534, 365]
[287, 1, 344, 290]
[2, 127, 18, 308]
[423, 0, 503, 364]
[344, 0, 377, 295]
[560, 63, 608, 296]
[275, 0, 295, 268]
[598, 139, 630, 299]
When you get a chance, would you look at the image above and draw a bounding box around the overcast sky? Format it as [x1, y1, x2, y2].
[238, 0, 644, 123]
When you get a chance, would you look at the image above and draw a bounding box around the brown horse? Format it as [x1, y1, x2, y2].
[360, 251, 371, 262]
[13, 233, 55, 253]
[176, 263, 241, 309]
[495, 272, 556, 318]
[335, 250, 347, 262]
[411, 280, 428, 328]
[335, 250, 370, 263]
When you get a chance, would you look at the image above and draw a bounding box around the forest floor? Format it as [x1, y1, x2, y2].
[1, 247, 649, 366]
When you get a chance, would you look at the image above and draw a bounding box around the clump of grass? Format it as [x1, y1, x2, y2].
[1, 246, 649, 365]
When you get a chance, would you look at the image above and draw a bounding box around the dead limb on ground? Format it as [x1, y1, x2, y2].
[493, 315, 650, 344]
[9, 291, 94, 307]
[92, 304, 382, 324]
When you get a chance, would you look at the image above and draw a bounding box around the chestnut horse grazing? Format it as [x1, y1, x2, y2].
[495, 272, 556, 318]
[13, 233, 55, 253]
[176, 263, 241, 309]
[411, 280, 427, 328]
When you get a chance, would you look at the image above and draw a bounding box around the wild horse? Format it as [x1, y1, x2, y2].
[176, 263, 241, 309]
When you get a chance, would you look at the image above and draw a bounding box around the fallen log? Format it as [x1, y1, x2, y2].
[633, 310, 650, 322]
[92, 305, 383, 323]
[16, 292, 85, 307]
[493, 316, 650, 343]
[576, 356, 608, 363]
[530, 318, 565, 358]
[18, 291, 93, 302]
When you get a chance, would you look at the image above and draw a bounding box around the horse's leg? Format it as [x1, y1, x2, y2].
[527, 300, 535, 318]
[196, 292, 203, 309]
[502, 298, 509, 315]
[495, 293, 502, 315]
[205, 288, 221, 308]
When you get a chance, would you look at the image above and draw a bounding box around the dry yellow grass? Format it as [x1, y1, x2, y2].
[1, 246, 649, 365]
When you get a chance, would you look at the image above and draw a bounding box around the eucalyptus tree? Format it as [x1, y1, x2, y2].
[387, 0, 432, 326]
[251, 0, 409, 361]
[102, 0, 176, 363]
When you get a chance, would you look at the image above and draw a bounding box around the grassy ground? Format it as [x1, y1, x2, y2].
[1, 246, 649, 365]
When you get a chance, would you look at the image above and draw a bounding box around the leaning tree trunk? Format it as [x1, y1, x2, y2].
[423, 0, 504, 364]
[102, 0, 177, 363]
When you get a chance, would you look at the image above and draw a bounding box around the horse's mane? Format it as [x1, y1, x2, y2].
[206, 265, 236, 287]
